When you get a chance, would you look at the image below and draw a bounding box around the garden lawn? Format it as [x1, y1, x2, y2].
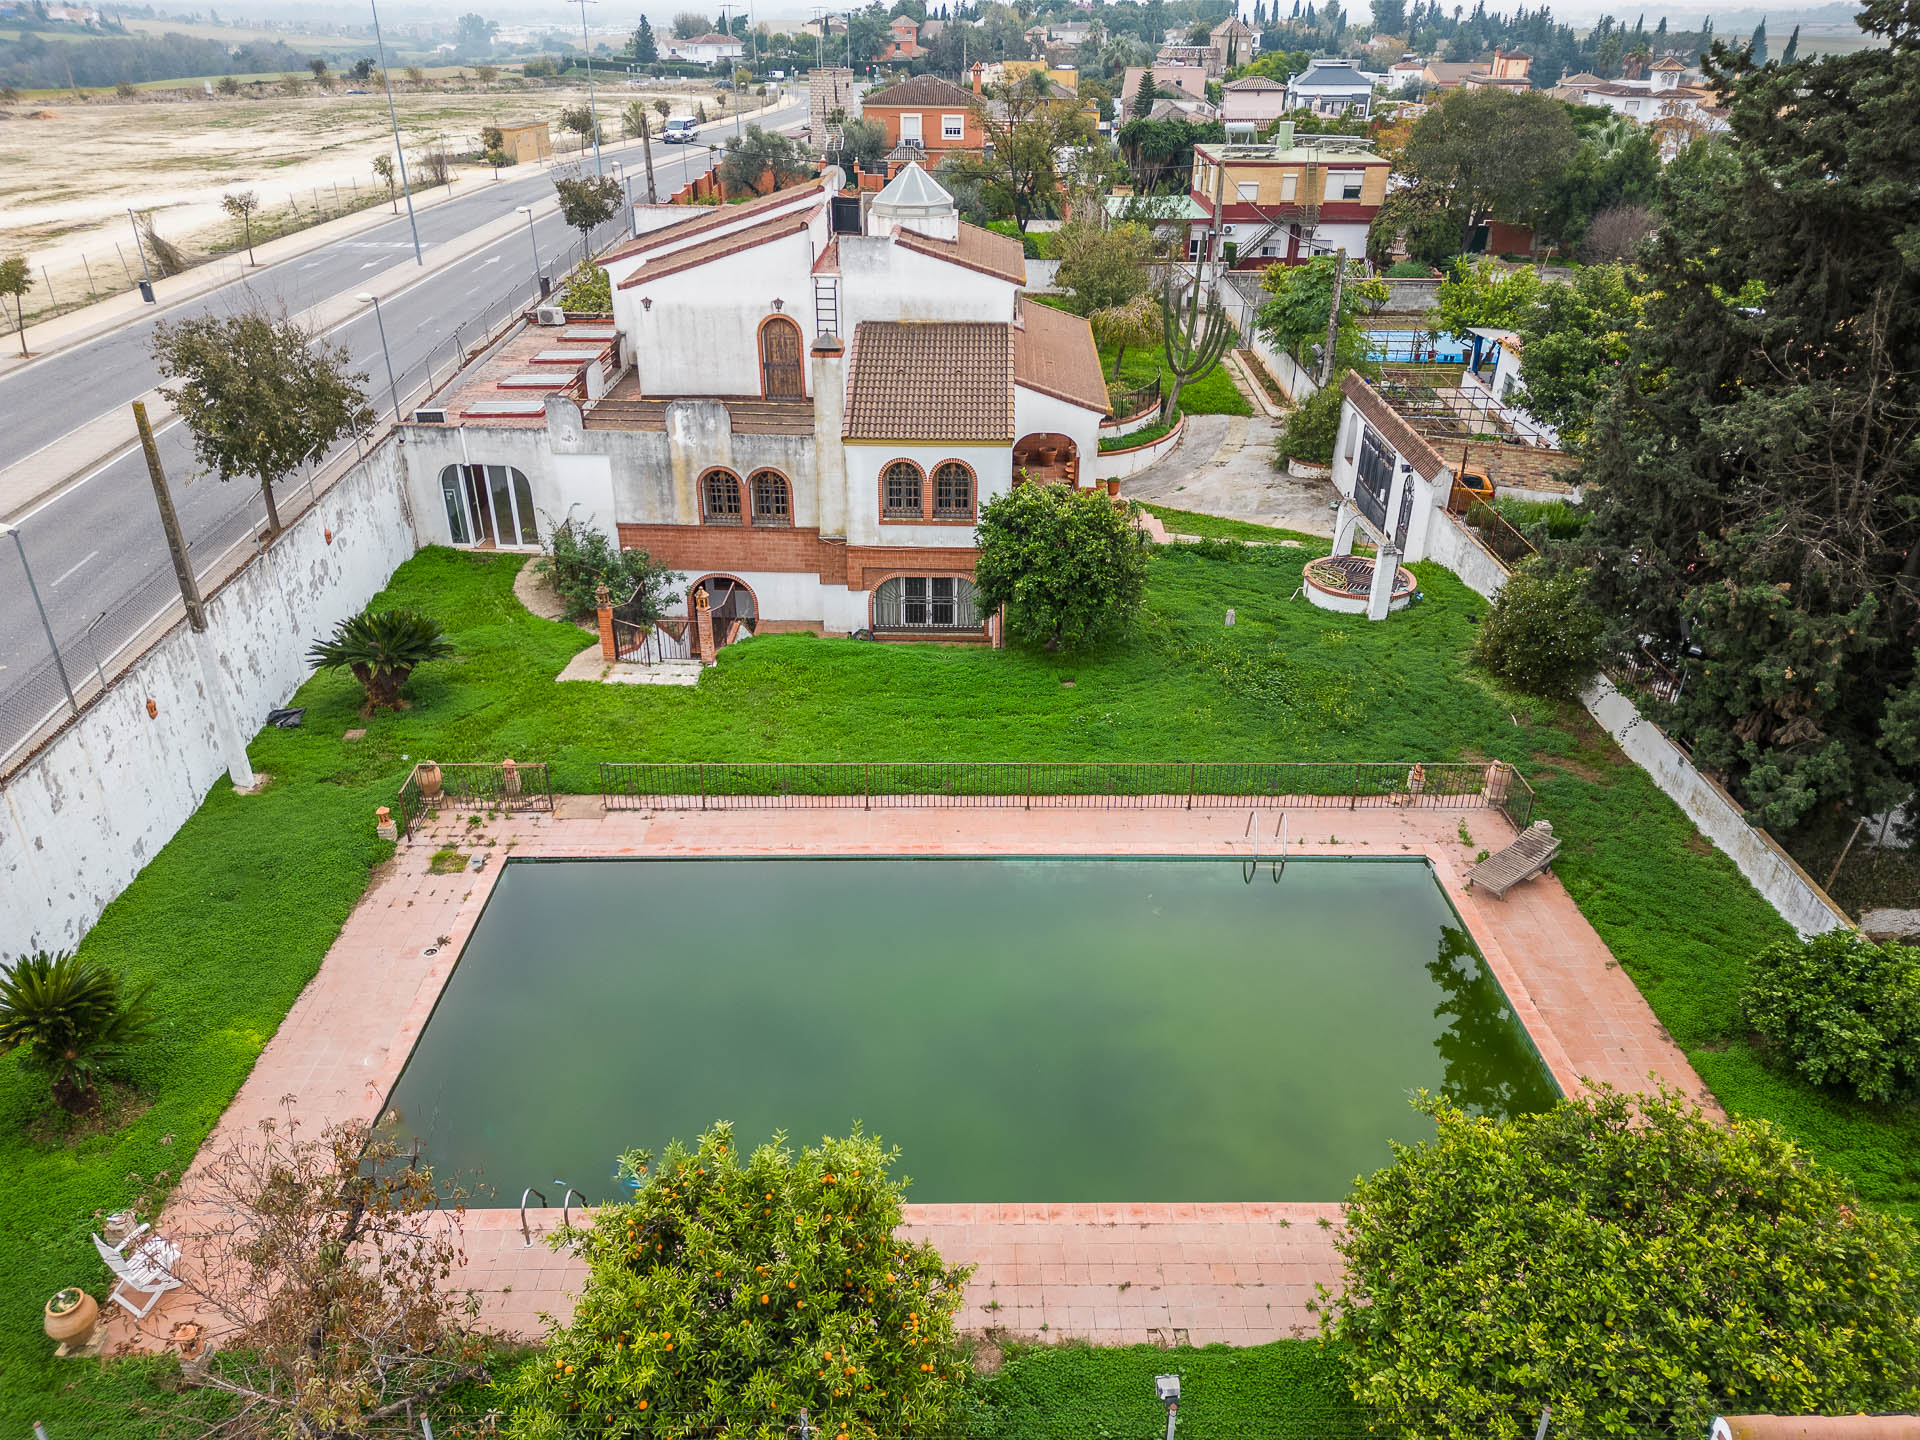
[1030, 293, 1253, 417]
[7, 542, 1916, 1435]
[1146, 506, 1317, 544]
[966, 1339, 1362, 1439]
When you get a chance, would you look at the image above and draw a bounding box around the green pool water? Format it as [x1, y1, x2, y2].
[379, 857, 1557, 1205]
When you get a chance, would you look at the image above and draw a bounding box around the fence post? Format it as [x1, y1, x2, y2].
[699, 763, 706, 812]
[863, 762, 869, 811]
[1187, 762, 1195, 810]
[1025, 762, 1031, 811]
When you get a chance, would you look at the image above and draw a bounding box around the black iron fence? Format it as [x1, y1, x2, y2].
[1450, 491, 1538, 572]
[395, 760, 555, 837]
[1106, 375, 1162, 423]
[599, 760, 1535, 830]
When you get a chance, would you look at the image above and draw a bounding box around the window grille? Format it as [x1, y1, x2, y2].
[932, 462, 973, 519]
[1355, 428, 1394, 531]
[703, 469, 743, 525]
[873, 575, 981, 631]
[750, 471, 791, 527]
[882, 461, 924, 519]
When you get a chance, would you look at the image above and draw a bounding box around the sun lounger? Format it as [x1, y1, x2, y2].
[1466, 820, 1560, 899]
[93, 1225, 182, 1320]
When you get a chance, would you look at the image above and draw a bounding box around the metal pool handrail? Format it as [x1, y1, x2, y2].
[519, 1186, 547, 1248]
[557, 1182, 584, 1230]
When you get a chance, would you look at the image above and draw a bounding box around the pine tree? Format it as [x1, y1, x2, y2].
[1577, 0, 1920, 830]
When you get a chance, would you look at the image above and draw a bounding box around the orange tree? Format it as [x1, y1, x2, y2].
[504, 1123, 971, 1439]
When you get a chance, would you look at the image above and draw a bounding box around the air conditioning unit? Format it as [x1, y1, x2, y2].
[535, 304, 566, 326]
[413, 407, 448, 424]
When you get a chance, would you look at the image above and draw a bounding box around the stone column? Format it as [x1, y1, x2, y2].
[596, 583, 617, 660]
[1330, 501, 1357, 557]
[811, 335, 848, 540]
[1366, 549, 1401, 622]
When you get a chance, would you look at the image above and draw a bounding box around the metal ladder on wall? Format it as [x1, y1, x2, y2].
[519, 1181, 585, 1248]
[1244, 808, 1288, 884]
[813, 275, 840, 340]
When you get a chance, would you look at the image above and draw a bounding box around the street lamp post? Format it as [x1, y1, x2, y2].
[1, 522, 78, 717]
[514, 205, 545, 296]
[576, 0, 604, 177]
[125, 207, 156, 302]
[370, 0, 424, 265]
[356, 293, 405, 424]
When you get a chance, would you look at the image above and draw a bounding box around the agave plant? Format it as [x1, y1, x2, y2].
[0, 951, 157, 1113]
[307, 606, 455, 713]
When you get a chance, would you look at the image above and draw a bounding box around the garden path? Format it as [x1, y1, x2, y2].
[1121, 413, 1337, 536]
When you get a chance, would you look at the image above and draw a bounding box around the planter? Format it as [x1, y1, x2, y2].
[1105, 478, 1122, 497]
[1034, 447, 1059, 466]
[45, 1289, 98, 1347]
[1286, 458, 1333, 480]
[416, 762, 443, 799]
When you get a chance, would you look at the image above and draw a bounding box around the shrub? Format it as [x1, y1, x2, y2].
[307, 606, 455, 712]
[502, 1123, 971, 1439]
[535, 518, 678, 623]
[1473, 559, 1603, 697]
[1742, 931, 1920, 1102]
[1384, 260, 1434, 278]
[1274, 373, 1345, 466]
[557, 260, 610, 311]
[1492, 495, 1588, 545]
[973, 483, 1151, 650]
[0, 951, 154, 1113]
[1324, 1084, 1920, 1440]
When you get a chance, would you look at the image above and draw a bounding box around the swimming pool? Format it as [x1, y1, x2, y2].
[378, 857, 1556, 1204]
[1364, 328, 1467, 363]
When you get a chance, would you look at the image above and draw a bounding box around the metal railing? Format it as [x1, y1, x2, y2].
[599, 759, 1536, 829]
[395, 760, 555, 838]
[1106, 375, 1162, 423]
[1450, 494, 1538, 572]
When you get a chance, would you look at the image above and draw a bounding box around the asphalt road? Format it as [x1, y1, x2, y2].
[0, 102, 806, 755]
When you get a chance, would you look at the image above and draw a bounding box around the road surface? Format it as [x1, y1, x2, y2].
[0, 102, 806, 760]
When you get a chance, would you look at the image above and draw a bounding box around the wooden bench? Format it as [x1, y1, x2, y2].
[1466, 820, 1560, 899]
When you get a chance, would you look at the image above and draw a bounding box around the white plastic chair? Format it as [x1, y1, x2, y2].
[92, 1224, 183, 1320]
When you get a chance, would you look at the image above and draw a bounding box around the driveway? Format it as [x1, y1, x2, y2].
[1120, 408, 1337, 538]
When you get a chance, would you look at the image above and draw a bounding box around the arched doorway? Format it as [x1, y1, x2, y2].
[758, 316, 805, 399]
[688, 574, 758, 656]
[1012, 432, 1079, 487]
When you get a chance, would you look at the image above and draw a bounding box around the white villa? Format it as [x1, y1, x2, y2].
[394, 166, 1110, 645]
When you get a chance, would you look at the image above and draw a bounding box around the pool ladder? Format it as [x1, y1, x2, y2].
[519, 1181, 586, 1248]
[1244, 808, 1287, 884]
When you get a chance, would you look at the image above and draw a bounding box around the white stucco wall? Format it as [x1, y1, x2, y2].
[1422, 507, 1509, 600]
[1014, 385, 1103, 468]
[843, 441, 1008, 547]
[0, 443, 419, 957]
[836, 235, 1021, 333]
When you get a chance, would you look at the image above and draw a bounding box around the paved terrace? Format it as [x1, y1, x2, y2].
[109, 803, 1709, 1356]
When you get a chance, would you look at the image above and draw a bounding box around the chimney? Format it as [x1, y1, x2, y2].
[972, 62, 984, 94]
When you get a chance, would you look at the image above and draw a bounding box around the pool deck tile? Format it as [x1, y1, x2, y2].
[109, 803, 1710, 1357]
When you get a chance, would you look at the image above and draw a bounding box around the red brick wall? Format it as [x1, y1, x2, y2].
[616, 523, 978, 594]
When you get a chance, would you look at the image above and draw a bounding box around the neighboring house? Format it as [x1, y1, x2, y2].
[1386, 54, 1428, 90]
[1284, 59, 1377, 118]
[1419, 59, 1482, 90]
[397, 165, 1109, 643]
[1549, 70, 1607, 102]
[1143, 96, 1218, 124]
[666, 31, 743, 63]
[1222, 74, 1289, 124]
[808, 66, 860, 155]
[1208, 15, 1261, 71]
[800, 15, 847, 38]
[1188, 124, 1390, 266]
[1120, 64, 1210, 109]
[1156, 43, 1220, 76]
[1559, 57, 1728, 151]
[860, 74, 987, 162]
[880, 15, 925, 59]
[1461, 47, 1533, 90]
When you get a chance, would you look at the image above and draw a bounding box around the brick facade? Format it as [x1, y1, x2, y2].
[616, 523, 980, 594]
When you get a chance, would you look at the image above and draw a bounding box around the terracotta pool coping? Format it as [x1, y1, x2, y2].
[113, 802, 1710, 1355]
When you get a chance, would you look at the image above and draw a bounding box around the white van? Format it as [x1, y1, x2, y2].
[663, 117, 698, 143]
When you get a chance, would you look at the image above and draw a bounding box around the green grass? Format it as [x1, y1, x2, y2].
[1028, 294, 1253, 418]
[1144, 506, 1316, 544]
[1098, 408, 1180, 452]
[7, 542, 1916, 1433]
[967, 1340, 1361, 1438]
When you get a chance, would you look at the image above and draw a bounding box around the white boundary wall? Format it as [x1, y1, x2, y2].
[0, 444, 417, 956]
[1414, 507, 1850, 937]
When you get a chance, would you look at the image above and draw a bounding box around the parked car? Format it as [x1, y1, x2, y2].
[663, 117, 699, 143]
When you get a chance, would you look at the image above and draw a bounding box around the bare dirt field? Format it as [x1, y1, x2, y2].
[0, 76, 725, 315]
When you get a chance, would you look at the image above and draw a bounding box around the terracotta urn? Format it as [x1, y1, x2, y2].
[416, 761, 443, 799]
[1106, 478, 1122, 497]
[45, 1288, 97, 1347]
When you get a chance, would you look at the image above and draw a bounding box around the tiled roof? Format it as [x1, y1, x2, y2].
[1224, 75, 1286, 90]
[1343, 371, 1447, 481]
[599, 179, 824, 265]
[862, 74, 978, 109]
[844, 322, 1015, 442]
[893, 220, 1026, 286]
[614, 212, 811, 289]
[1013, 300, 1108, 415]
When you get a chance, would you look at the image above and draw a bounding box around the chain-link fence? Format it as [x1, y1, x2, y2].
[0, 215, 623, 779]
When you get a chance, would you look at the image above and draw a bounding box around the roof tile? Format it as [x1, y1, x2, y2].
[1013, 301, 1109, 415]
[861, 74, 979, 109]
[893, 221, 1026, 286]
[845, 322, 1014, 442]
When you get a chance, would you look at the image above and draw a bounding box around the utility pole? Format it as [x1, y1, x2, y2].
[1319, 246, 1347, 385]
[370, 0, 424, 265]
[134, 400, 256, 789]
[638, 107, 659, 204]
[577, 0, 604, 177]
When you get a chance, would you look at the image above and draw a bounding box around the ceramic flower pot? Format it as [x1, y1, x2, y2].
[416, 762, 443, 799]
[45, 1289, 98, 1347]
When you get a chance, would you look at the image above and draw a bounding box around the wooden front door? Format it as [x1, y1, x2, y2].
[759, 317, 804, 399]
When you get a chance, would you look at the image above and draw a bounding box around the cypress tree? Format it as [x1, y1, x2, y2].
[1748, 15, 1768, 62]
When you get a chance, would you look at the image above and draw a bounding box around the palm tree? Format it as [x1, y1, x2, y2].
[0, 951, 156, 1113]
[308, 607, 455, 713]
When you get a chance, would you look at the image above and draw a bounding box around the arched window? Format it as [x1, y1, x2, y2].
[749, 470, 791, 527]
[881, 460, 924, 520]
[437, 463, 536, 546]
[702, 468, 744, 525]
[932, 461, 974, 520]
[873, 575, 981, 632]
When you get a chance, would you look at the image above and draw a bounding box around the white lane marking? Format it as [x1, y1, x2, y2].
[360, 260, 381, 268]
[51, 549, 99, 586]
